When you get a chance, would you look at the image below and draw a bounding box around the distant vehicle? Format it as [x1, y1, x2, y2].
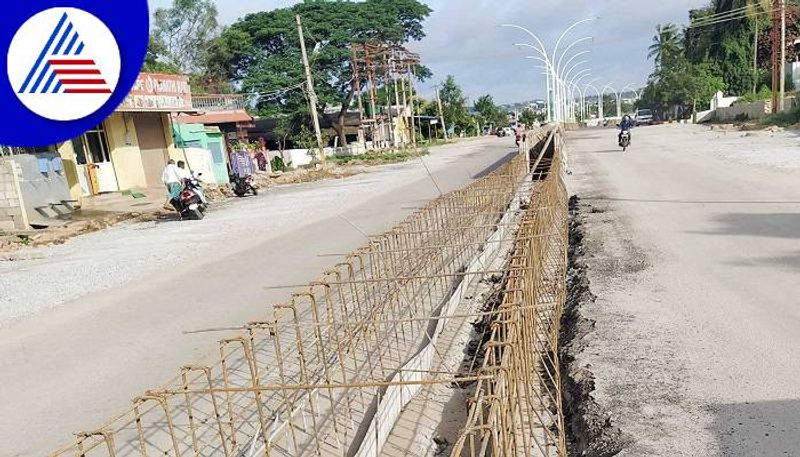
[503, 127, 515, 137]
[635, 109, 654, 125]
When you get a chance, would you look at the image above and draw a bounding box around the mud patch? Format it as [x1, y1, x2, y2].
[560, 196, 630, 456]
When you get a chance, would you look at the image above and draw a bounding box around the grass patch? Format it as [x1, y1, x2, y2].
[330, 148, 430, 165]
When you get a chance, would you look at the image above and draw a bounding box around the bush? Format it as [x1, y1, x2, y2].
[761, 106, 800, 127]
[271, 156, 287, 172]
[736, 87, 772, 104]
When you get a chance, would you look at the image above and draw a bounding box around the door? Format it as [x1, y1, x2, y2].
[207, 139, 229, 184]
[79, 124, 119, 194]
[133, 113, 170, 188]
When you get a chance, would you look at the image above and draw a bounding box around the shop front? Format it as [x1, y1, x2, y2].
[59, 73, 196, 200]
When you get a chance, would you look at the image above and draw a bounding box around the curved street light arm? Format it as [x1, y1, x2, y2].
[559, 50, 591, 80]
[552, 18, 597, 64]
[556, 37, 593, 75]
[502, 24, 552, 66]
[514, 42, 551, 63]
[562, 60, 590, 83]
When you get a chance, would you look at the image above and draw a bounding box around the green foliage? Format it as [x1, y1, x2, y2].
[271, 156, 288, 172]
[648, 23, 683, 69]
[518, 108, 542, 126]
[142, 36, 181, 73]
[208, 0, 432, 143]
[761, 105, 800, 126]
[438, 75, 471, 133]
[473, 94, 506, 128]
[737, 85, 772, 103]
[152, 0, 219, 73]
[294, 125, 318, 151]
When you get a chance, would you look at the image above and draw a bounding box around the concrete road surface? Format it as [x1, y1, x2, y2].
[0, 137, 518, 457]
[567, 124, 800, 456]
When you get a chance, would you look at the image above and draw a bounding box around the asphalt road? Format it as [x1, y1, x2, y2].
[0, 137, 518, 457]
[567, 124, 800, 456]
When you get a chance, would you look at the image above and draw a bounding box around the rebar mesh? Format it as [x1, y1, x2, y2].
[450, 129, 569, 457]
[48, 127, 569, 457]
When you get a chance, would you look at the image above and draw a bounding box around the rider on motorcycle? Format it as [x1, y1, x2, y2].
[618, 114, 635, 143]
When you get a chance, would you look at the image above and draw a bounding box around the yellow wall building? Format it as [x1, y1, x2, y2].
[58, 73, 194, 203]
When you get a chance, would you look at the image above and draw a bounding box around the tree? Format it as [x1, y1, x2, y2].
[518, 108, 542, 126]
[152, 0, 219, 74]
[438, 75, 470, 134]
[142, 36, 180, 74]
[474, 94, 505, 128]
[209, 0, 432, 146]
[648, 23, 683, 69]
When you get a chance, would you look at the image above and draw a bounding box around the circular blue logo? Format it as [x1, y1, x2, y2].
[2, 2, 149, 147]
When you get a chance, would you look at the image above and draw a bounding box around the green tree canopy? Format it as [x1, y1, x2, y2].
[151, 0, 219, 73]
[437, 75, 471, 134]
[208, 0, 432, 145]
[473, 94, 506, 128]
[518, 108, 542, 126]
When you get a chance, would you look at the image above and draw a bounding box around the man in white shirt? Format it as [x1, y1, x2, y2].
[162, 160, 183, 210]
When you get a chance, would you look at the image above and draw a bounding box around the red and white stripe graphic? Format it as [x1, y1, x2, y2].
[49, 58, 111, 94]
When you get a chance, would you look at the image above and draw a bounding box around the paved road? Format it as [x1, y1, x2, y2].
[567, 124, 800, 456]
[0, 137, 518, 457]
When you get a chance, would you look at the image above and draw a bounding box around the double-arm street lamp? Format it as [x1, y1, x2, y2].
[503, 17, 596, 125]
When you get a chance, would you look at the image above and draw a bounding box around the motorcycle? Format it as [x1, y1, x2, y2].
[231, 174, 258, 198]
[618, 128, 631, 152]
[171, 174, 207, 220]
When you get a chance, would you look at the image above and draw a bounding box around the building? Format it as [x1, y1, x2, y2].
[1, 73, 207, 228]
[56, 73, 197, 200]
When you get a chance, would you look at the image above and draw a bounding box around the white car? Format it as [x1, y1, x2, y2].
[635, 109, 654, 125]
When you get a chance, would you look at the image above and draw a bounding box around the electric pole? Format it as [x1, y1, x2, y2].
[780, 0, 786, 112]
[296, 15, 325, 162]
[772, 0, 780, 113]
[434, 86, 449, 141]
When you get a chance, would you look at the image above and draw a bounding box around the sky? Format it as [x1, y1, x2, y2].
[147, 0, 709, 104]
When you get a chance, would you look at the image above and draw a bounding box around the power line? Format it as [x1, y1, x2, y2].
[688, 7, 779, 28]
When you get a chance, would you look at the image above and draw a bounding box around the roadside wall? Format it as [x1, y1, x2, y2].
[0, 159, 28, 230]
[715, 97, 796, 122]
[6, 154, 73, 226]
[716, 101, 770, 121]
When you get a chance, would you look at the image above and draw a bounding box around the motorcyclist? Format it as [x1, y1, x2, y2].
[618, 114, 635, 143]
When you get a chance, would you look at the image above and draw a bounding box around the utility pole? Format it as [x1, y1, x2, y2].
[780, 0, 787, 112]
[772, 0, 780, 113]
[296, 15, 325, 161]
[434, 86, 449, 141]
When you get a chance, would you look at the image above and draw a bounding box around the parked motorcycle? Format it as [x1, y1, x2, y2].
[231, 174, 258, 198]
[171, 174, 207, 220]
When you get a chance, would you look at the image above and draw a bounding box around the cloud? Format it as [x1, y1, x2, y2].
[147, 0, 708, 104]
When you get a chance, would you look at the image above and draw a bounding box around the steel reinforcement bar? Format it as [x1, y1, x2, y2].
[48, 128, 562, 457]
[449, 128, 570, 457]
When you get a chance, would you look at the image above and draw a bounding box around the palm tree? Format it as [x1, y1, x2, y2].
[648, 23, 683, 69]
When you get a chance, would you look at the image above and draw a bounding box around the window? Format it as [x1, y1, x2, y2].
[0, 145, 55, 155]
[83, 123, 111, 163]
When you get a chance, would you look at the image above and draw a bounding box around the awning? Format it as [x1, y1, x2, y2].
[174, 110, 253, 125]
